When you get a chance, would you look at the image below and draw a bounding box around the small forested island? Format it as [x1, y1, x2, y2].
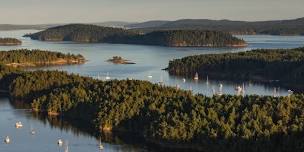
[0, 49, 85, 67]
[107, 56, 135, 64]
[24, 24, 247, 47]
[167, 47, 304, 91]
[0, 38, 22, 46]
[0, 67, 303, 151]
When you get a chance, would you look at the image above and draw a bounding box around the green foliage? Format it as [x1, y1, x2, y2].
[8, 70, 91, 101]
[25, 24, 245, 47]
[126, 30, 246, 47]
[0, 64, 20, 91]
[0, 49, 85, 65]
[0, 64, 19, 79]
[168, 47, 304, 89]
[3, 70, 304, 151]
[0, 38, 21, 45]
[24, 24, 136, 42]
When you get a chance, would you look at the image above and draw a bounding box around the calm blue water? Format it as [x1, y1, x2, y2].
[1, 30, 303, 96]
[0, 30, 304, 152]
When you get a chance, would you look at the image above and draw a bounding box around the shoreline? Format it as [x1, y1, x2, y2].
[168, 72, 302, 91]
[4, 58, 86, 68]
[0, 43, 22, 46]
[27, 38, 248, 48]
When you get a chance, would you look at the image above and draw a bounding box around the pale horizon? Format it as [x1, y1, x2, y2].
[0, 0, 303, 24]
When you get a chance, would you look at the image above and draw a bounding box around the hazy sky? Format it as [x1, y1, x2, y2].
[0, 0, 303, 24]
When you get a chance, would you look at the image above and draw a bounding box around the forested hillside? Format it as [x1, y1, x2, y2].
[0, 38, 22, 45]
[167, 47, 304, 90]
[24, 24, 136, 42]
[0, 69, 302, 152]
[25, 24, 246, 47]
[126, 30, 246, 47]
[0, 49, 85, 67]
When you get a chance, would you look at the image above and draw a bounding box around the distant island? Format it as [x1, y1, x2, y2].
[24, 24, 247, 47]
[128, 17, 304, 35]
[167, 47, 304, 90]
[0, 49, 85, 67]
[0, 38, 22, 46]
[0, 69, 302, 152]
[3, 17, 304, 35]
[107, 56, 135, 64]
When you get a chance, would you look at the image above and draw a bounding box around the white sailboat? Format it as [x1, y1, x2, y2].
[99, 139, 104, 150]
[4, 136, 10, 144]
[242, 83, 245, 95]
[235, 86, 242, 95]
[64, 141, 69, 152]
[217, 84, 223, 96]
[194, 72, 199, 80]
[31, 129, 36, 135]
[235, 83, 245, 96]
[176, 84, 180, 90]
[105, 72, 111, 80]
[211, 87, 216, 95]
[273, 87, 278, 97]
[30, 125, 36, 135]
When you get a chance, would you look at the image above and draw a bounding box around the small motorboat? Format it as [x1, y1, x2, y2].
[99, 144, 104, 150]
[15, 121, 23, 128]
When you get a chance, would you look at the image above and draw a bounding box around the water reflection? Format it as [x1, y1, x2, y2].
[0, 97, 150, 152]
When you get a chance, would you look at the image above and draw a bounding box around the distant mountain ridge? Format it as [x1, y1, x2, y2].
[125, 17, 304, 35]
[0, 22, 135, 31]
[126, 20, 170, 29]
[0, 24, 58, 31]
[2, 17, 304, 35]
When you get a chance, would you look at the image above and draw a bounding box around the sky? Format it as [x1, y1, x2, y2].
[0, 0, 303, 24]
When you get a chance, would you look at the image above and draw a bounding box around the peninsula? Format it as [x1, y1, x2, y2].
[167, 47, 304, 90]
[0, 69, 302, 152]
